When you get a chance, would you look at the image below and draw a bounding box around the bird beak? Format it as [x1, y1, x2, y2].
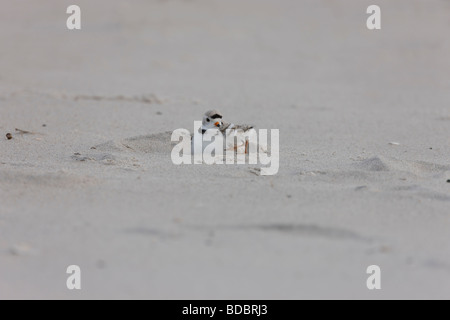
[215, 122, 221, 127]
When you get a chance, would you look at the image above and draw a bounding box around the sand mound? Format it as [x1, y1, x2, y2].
[354, 156, 450, 177]
[354, 157, 390, 172]
[94, 131, 181, 154]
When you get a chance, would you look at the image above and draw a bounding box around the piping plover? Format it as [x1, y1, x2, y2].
[194, 110, 263, 154]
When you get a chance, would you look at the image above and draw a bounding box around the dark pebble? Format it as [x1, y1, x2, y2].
[447, 180, 450, 183]
[6, 133, 12, 140]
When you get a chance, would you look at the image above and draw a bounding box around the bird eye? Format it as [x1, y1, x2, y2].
[206, 118, 210, 122]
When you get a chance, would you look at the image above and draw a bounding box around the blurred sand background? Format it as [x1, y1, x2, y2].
[0, 0, 449, 299]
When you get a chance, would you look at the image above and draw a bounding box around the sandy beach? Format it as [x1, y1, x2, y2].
[1, 0, 450, 299]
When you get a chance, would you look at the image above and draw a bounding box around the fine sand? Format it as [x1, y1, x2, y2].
[1, 0, 450, 299]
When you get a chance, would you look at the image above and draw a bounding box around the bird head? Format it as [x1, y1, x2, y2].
[202, 110, 223, 131]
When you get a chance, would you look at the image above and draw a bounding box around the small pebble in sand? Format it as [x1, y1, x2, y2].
[379, 245, 392, 253]
[447, 180, 450, 183]
[388, 142, 400, 146]
[6, 133, 12, 140]
[9, 244, 35, 256]
[156, 111, 163, 115]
